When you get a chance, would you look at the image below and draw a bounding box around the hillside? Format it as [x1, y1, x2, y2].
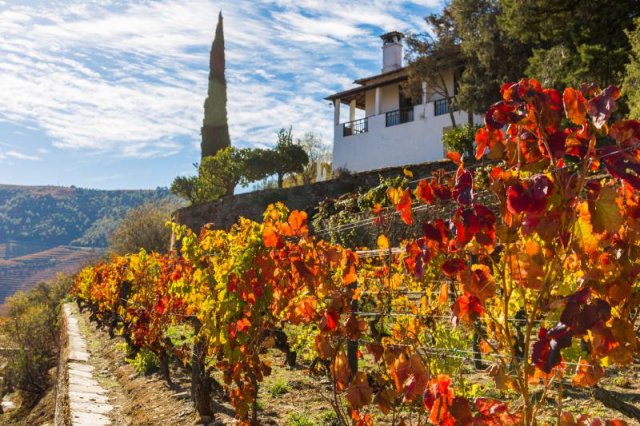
[0, 245, 103, 306]
[0, 184, 175, 247]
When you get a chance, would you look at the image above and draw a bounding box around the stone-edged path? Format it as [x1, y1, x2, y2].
[63, 303, 113, 425]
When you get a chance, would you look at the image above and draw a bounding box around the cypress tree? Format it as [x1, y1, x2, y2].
[201, 11, 231, 159]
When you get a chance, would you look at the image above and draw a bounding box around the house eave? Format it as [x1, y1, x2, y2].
[325, 67, 408, 104]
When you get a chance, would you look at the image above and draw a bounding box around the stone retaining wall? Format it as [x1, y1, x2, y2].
[172, 159, 456, 234]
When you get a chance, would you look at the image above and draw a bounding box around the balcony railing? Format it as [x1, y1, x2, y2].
[343, 117, 368, 137]
[385, 107, 414, 127]
[434, 98, 456, 116]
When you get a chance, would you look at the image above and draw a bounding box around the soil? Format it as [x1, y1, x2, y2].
[64, 309, 640, 425]
[75, 309, 337, 425]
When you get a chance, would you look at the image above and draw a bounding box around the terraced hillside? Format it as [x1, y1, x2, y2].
[0, 184, 181, 308]
[0, 245, 103, 305]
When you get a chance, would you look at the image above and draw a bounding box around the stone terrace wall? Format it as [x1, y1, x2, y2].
[172, 159, 456, 234]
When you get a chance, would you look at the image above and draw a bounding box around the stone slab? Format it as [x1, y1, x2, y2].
[70, 400, 113, 415]
[69, 350, 90, 362]
[68, 362, 95, 373]
[69, 368, 93, 379]
[69, 374, 100, 388]
[68, 390, 110, 404]
[71, 410, 111, 426]
[64, 303, 112, 426]
[69, 383, 108, 396]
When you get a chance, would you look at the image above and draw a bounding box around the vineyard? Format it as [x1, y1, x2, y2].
[0, 245, 102, 307]
[72, 80, 640, 425]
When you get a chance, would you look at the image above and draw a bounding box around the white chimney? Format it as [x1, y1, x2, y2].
[381, 31, 404, 73]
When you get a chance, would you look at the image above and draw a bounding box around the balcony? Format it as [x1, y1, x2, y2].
[385, 107, 414, 127]
[343, 117, 368, 137]
[434, 98, 450, 116]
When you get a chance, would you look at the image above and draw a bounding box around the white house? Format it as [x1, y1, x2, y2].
[327, 31, 480, 173]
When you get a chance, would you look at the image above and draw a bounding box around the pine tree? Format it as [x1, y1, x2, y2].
[624, 18, 640, 119]
[201, 11, 231, 159]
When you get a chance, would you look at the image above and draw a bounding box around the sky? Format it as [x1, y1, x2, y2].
[0, 0, 442, 190]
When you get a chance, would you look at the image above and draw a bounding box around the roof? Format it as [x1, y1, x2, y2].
[325, 67, 408, 105]
[380, 31, 404, 42]
[354, 66, 407, 85]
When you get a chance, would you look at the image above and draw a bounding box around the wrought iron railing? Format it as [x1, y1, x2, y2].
[434, 98, 451, 116]
[385, 107, 414, 127]
[343, 117, 368, 137]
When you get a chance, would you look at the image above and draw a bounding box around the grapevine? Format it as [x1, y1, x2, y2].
[73, 80, 640, 425]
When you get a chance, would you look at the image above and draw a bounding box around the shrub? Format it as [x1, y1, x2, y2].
[2, 274, 72, 396]
[442, 124, 481, 160]
[108, 198, 183, 255]
[126, 348, 159, 375]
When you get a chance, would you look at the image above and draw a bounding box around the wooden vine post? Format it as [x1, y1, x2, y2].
[347, 281, 359, 377]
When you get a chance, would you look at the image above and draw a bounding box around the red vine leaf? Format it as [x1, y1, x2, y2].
[452, 293, 483, 324]
[415, 179, 435, 204]
[588, 86, 620, 129]
[346, 372, 373, 410]
[397, 188, 413, 225]
[563, 87, 587, 125]
[572, 359, 604, 387]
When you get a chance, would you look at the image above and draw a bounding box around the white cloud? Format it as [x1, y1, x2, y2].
[0, 0, 435, 159]
[5, 150, 40, 160]
[0, 148, 40, 161]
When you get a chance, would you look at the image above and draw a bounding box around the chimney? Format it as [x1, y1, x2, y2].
[380, 31, 404, 73]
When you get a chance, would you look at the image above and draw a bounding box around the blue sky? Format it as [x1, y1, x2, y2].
[0, 0, 442, 189]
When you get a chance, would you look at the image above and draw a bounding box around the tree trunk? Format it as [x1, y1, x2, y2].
[447, 102, 457, 128]
[159, 348, 172, 387]
[277, 173, 284, 189]
[467, 110, 474, 126]
[437, 71, 457, 128]
[472, 327, 485, 369]
[225, 181, 235, 196]
[191, 319, 212, 416]
[271, 329, 296, 367]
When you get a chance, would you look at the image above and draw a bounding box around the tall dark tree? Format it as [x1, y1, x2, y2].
[449, 0, 529, 115]
[405, 0, 529, 124]
[404, 9, 464, 127]
[499, 0, 640, 88]
[201, 12, 231, 159]
[624, 17, 640, 119]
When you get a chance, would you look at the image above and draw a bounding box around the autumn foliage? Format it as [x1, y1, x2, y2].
[73, 79, 639, 426]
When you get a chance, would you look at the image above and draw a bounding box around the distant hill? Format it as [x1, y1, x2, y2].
[0, 184, 176, 247]
[0, 184, 180, 307]
[0, 245, 104, 305]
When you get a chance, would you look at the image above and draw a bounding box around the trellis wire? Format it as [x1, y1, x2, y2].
[356, 338, 599, 369]
[313, 142, 640, 237]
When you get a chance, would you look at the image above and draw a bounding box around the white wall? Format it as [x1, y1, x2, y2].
[365, 90, 375, 116]
[332, 70, 483, 173]
[362, 85, 401, 116]
[380, 85, 399, 113]
[332, 103, 482, 173]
